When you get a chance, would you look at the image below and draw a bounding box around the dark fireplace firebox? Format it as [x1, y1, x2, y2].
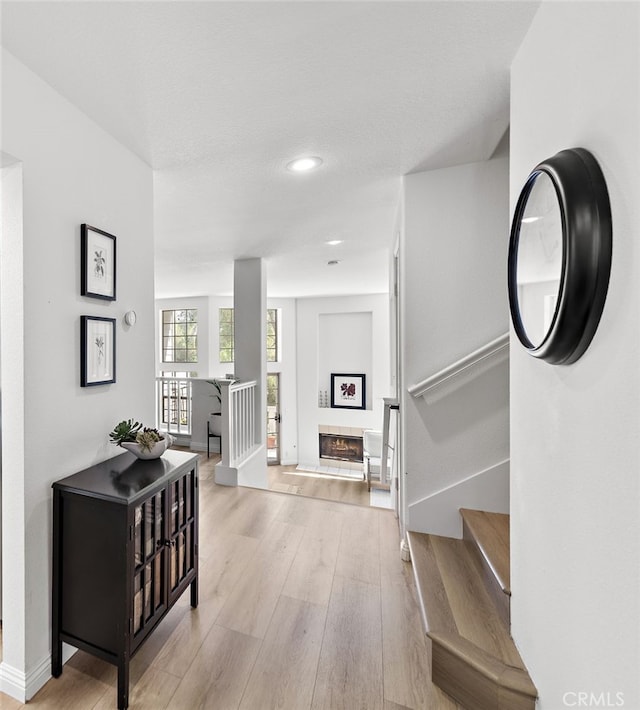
[319, 433, 363, 463]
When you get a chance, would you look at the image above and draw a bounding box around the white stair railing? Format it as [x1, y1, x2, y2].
[218, 379, 258, 467]
[155, 377, 193, 435]
[408, 333, 509, 404]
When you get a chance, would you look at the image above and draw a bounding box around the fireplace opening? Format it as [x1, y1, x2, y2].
[319, 433, 363, 463]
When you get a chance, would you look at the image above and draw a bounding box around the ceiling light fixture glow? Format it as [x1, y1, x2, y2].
[325, 240, 343, 246]
[287, 156, 323, 173]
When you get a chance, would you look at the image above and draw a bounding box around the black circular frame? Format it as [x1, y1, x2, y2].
[508, 148, 612, 365]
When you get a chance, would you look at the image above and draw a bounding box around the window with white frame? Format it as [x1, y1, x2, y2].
[219, 307, 235, 363]
[162, 309, 198, 363]
[218, 308, 278, 362]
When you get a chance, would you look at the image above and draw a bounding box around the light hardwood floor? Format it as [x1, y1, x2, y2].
[267, 463, 372, 507]
[0, 453, 459, 709]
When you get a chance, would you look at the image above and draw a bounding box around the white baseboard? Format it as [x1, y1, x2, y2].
[0, 660, 26, 702]
[0, 644, 76, 702]
[408, 459, 510, 538]
[215, 462, 237, 486]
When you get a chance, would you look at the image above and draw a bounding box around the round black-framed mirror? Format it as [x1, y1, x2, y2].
[508, 148, 612, 365]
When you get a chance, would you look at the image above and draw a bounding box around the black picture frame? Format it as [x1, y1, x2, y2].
[508, 148, 612, 365]
[81, 224, 117, 300]
[330, 373, 366, 410]
[81, 316, 116, 387]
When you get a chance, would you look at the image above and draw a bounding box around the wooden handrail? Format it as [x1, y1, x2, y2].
[407, 333, 509, 401]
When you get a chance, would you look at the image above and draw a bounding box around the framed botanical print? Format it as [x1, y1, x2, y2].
[81, 316, 116, 386]
[81, 224, 116, 300]
[330, 373, 366, 410]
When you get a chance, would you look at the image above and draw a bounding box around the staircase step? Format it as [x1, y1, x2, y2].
[408, 531, 520, 667]
[429, 631, 538, 710]
[460, 508, 510, 594]
[460, 508, 510, 626]
[407, 528, 536, 710]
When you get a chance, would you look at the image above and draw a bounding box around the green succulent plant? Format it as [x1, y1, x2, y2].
[136, 428, 162, 452]
[109, 419, 143, 446]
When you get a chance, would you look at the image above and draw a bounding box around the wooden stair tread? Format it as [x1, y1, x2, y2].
[460, 508, 510, 595]
[406, 530, 458, 636]
[409, 531, 523, 669]
[429, 631, 537, 709]
[407, 517, 536, 710]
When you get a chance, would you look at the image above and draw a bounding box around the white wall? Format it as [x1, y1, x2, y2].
[510, 3, 640, 707]
[296, 294, 390, 468]
[0, 157, 25, 671]
[401, 157, 510, 535]
[318, 312, 372, 406]
[1, 49, 155, 700]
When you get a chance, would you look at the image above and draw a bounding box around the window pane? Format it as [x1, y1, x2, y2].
[220, 350, 233, 363]
[220, 323, 233, 337]
[162, 309, 198, 364]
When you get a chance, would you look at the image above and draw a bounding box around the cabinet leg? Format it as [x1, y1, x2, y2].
[190, 577, 198, 608]
[117, 659, 130, 710]
[51, 638, 62, 678]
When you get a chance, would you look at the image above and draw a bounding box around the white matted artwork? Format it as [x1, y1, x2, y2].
[81, 316, 116, 386]
[81, 223, 116, 300]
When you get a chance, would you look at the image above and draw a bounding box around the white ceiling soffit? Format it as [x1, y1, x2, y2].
[1, 1, 540, 299]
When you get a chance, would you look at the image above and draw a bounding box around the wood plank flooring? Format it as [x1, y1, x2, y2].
[267, 463, 372, 507]
[1, 452, 458, 709]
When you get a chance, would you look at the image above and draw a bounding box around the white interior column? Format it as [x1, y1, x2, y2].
[233, 258, 267, 487]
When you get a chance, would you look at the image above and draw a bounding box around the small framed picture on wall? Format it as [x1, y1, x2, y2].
[81, 316, 116, 387]
[81, 224, 116, 300]
[330, 373, 366, 410]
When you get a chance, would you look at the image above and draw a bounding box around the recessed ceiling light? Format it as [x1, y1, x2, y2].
[287, 156, 323, 173]
[521, 216, 541, 224]
[327, 260, 340, 266]
[325, 240, 343, 246]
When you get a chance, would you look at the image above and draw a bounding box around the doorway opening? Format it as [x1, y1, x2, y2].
[266, 373, 280, 465]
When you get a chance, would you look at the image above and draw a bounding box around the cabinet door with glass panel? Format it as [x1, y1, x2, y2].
[131, 467, 197, 648]
[131, 490, 167, 649]
[167, 467, 197, 605]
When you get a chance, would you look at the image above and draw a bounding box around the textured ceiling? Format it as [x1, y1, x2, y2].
[1, 1, 539, 298]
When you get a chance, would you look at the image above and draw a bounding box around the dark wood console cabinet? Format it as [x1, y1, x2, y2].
[52, 449, 199, 709]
